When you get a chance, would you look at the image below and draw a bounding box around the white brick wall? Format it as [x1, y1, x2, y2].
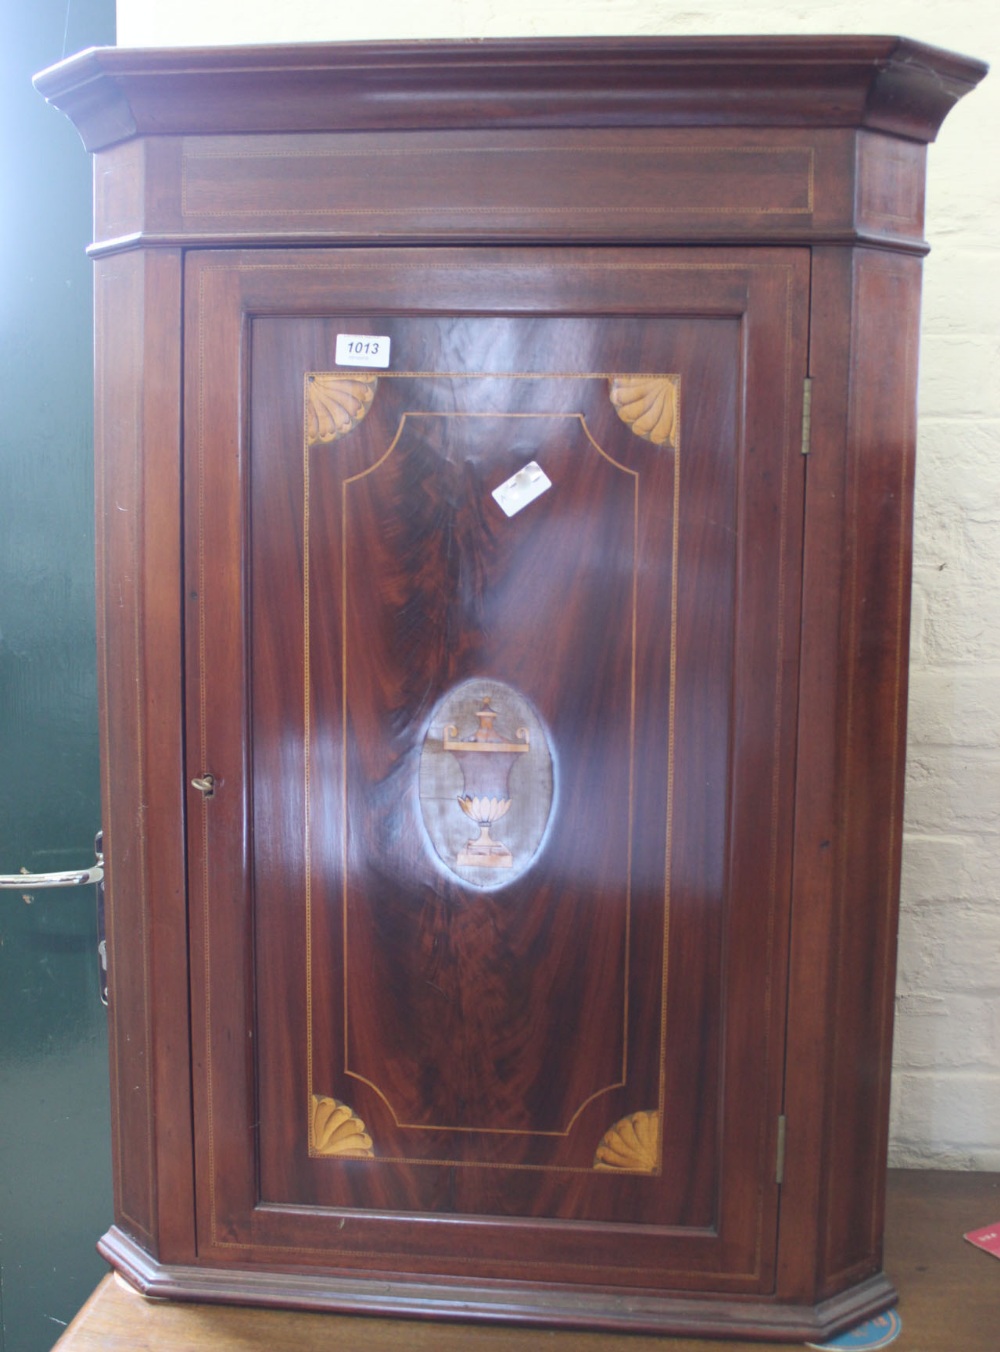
[117, 0, 1000, 1167]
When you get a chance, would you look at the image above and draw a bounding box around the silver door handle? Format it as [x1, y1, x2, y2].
[0, 844, 104, 891]
[0, 862, 104, 889]
[1, 833, 107, 1005]
[0, 863, 104, 889]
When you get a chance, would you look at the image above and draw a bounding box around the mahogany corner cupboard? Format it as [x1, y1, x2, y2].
[36, 36, 987, 1342]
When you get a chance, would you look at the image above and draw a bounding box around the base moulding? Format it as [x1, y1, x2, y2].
[99, 1226, 897, 1344]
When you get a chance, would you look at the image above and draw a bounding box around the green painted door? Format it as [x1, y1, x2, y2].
[0, 3, 116, 1349]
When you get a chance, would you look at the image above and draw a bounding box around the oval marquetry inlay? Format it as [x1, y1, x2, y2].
[420, 680, 553, 890]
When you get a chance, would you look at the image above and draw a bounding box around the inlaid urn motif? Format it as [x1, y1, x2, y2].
[419, 681, 553, 888]
[444, 700, 529, 868]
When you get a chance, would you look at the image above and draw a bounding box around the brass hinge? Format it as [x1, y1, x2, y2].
[801, 377, 813, 455]
[776, 1115, 787, 1185]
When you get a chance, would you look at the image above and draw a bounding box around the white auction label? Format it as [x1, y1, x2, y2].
[492, 462, 552, 517]
[335, 333, 391, 368]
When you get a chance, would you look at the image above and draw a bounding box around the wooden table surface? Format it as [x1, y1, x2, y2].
[52, 1170, 999, 1351]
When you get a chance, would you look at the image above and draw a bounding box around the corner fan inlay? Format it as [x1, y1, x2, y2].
[310, 1095, 375, 1157]
[307, 373, 378, 442]
[609, 375, 679, 448]
[594, 1110, 661, 1173]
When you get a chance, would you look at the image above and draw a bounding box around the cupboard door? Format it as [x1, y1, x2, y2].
[185, 247, 807, 1294]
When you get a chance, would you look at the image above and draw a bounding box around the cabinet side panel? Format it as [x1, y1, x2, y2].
[95, 249, 193, 1259]
[821, 249, 921, 1290]
[783, 247, 921, 1300]
[783, 248, 918, 1292]
[96, 252, 153, 1247]
[779, 247, 852, 1301]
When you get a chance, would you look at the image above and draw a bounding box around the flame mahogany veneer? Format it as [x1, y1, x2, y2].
[36, 36, 986, 1342]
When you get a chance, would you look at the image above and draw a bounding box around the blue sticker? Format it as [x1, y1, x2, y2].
[807, 1309, 902, 1350]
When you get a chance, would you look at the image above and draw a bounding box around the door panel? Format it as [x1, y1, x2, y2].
[185, 248, 807, 1293]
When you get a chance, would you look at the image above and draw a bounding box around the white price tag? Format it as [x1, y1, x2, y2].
[492, 462, 552, 517]
[335, 333, 391, 368]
